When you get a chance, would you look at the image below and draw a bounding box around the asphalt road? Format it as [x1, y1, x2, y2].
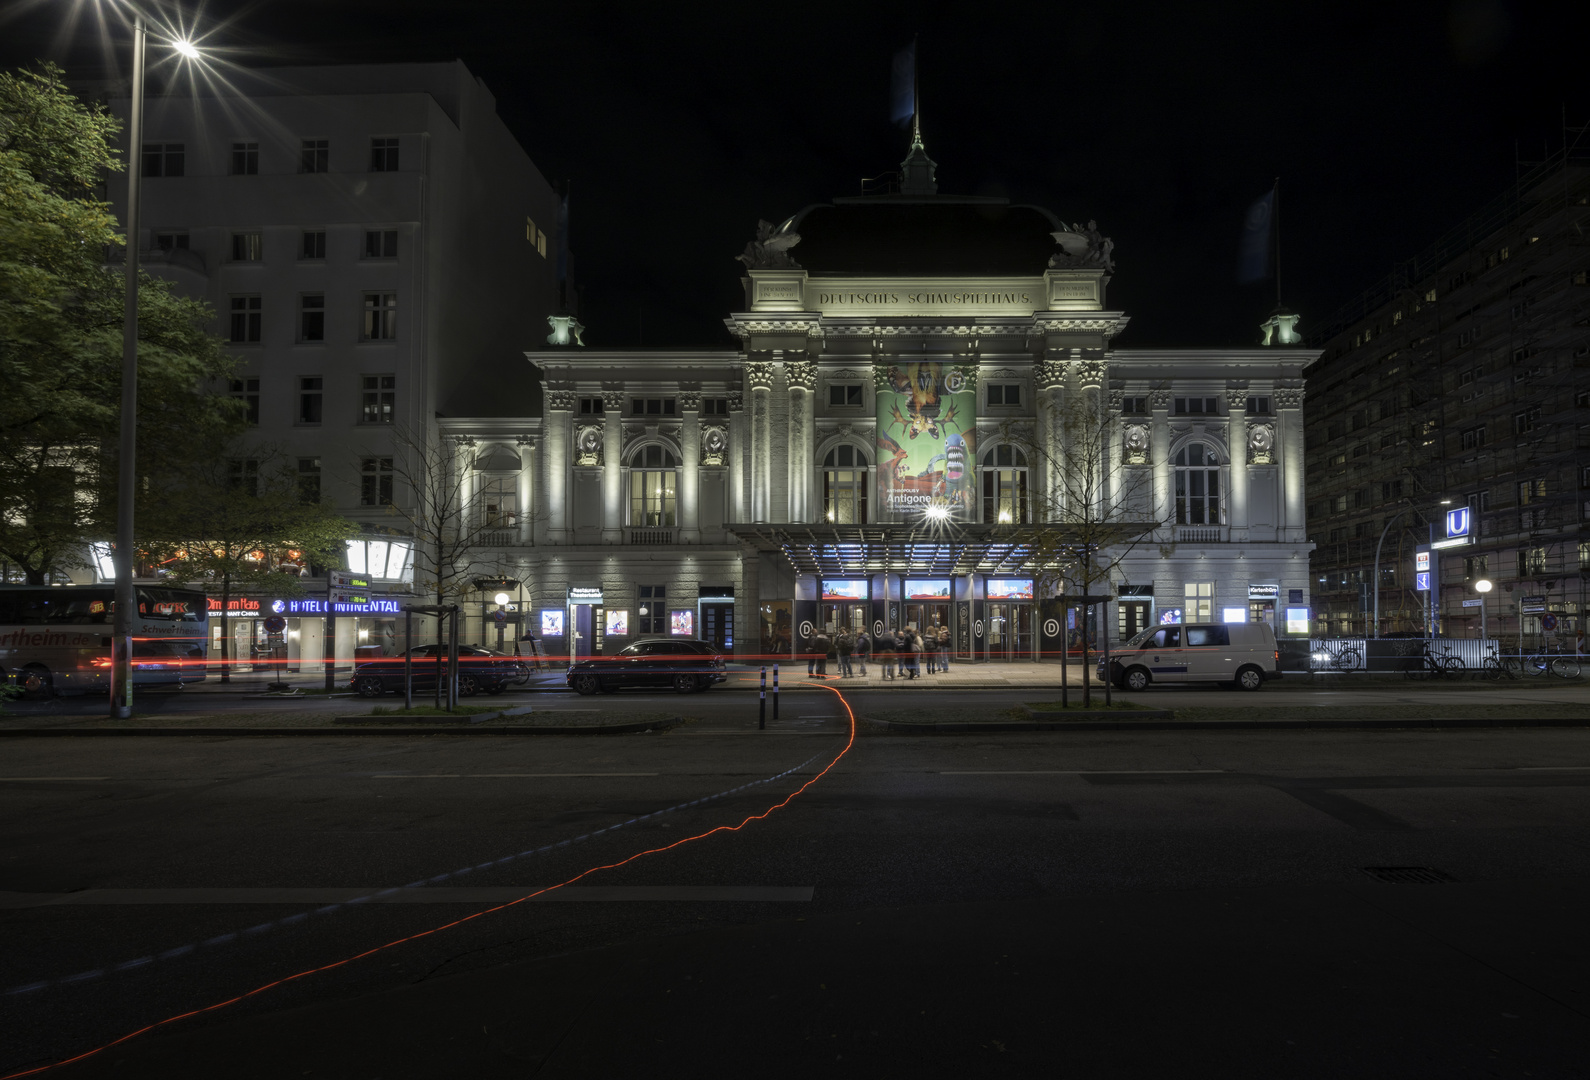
[3, 692, 1590, 1077]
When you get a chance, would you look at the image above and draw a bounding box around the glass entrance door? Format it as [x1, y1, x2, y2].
[1117, 601, 1152, 644]
[986, 603, 1034, 660]
[822, 603, 868, 637]
[700, 602, 733, 652]
[904, 603, 950, 639]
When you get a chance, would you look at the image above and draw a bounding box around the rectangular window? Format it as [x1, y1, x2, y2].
[1244, 396, 1272, 415]
[230, 232, 262, 261]
[578, 397, 604, 415]
[362, 293, 397, 340]
[629, 465, 678, 527]
[299, 294, 325, 342]
[228, 295, 262, 343]
[478, 476, 518, 529]
[1183, 582, 1214, 623]
[828, 384, 864, 407]
[297, 377, 323, 424]
[1173, 397, 1220, 415]
[228, 378, 260, 425]
[363, 229, 397, 259]
[1332, 495, 1347, 513]
[230, 141, 259, 175]
[369, 137, 399, 172]
[637, 585, 667, 635]
[1518, 547, 1546, 577]
[629, 398, 676, 416]
[1513, 407, 1540, 435]
[1517, 478, 1546, 505]
[986, 383, 1021, 406]
[152, 231, 189, 251]
[361, 375, 395, 424]
[299, 138, 328, 174]
[1460, 425, 1486, 451]
[1328, 452, 1346, 467]
[228, 458, 260, 496]
[1464, 554, 1489, 579]
[1580, 541, 1590, 571]
[701, 398, 729, 416]
[360, 457, 394, 506]
[299, 229, 326, 260]
[141, 143, 184, 177]
[1121, 396, 1149, 415]
[297, 457, 321, 503]
[1380, 480, 1403, 500]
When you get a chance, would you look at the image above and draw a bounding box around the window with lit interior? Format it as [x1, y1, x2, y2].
[1174, 442, 1224, 525]
[628, 445, 678, 527]
[981, 444, 1028, 524]
[822, 444, 869, 523]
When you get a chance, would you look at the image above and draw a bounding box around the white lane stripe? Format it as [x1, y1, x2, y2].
[1511, 766, 1590, 771]
[369, 773, 660, 778]
[0, 777, 112, 781]
[937, 769, 1227, 775]
[2, 886, 814, 907]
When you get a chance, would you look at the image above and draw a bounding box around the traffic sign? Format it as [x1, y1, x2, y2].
[1520, 595, 1547, 614]
[329, 570, 371, 590]
[263, 615, 287, 632]
[1415, 550, 1430, 573]
[1542, 612, 1559, 631]
[1415, 572, 1430, 591]
[1461, 598, 1482, 608]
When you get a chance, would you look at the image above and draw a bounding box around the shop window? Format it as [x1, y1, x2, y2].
[637, 585, 666, 635]
[628, 445, 678, 527]
[1184, 582, 1214, 623]
[822, 444, 870, 524]
[981, 444, 1028, 524]
[1174, 442, 1224, 525]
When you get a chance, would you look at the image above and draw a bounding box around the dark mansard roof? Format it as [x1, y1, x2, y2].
[787, 197, 1066, 276]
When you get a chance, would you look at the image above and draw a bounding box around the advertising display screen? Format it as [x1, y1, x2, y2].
[876, 362, 976, 518]
[604, 609, 629, 636]
[670, 610, 694, 636]
[986, 578, 1034, 601]
[1159, 607, 1184, 625]
[821, 580, 869, 601]
[1285, 607, 1310, 635]
[540, 610, 564, 636]
[903, 579, 952, 601]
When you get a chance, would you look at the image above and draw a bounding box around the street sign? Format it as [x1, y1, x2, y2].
[493, 610, 507, 625]
[1415, 572, 1430, 591]
[1446, 507, 1470, 539]
[263, 615, 287, 632]
[329, 570, 371, 590]
[1521, 595, 1547, 614]
[1542, 612, 1559, 631]
[1415, 550, 1430, 573]
[1461, 598, 1482, 608]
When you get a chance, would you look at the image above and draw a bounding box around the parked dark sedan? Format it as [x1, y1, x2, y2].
[351, 644, 522, 698]
[567, 638, 728, 695]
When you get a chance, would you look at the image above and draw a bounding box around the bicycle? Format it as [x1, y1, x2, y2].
[1479, 643, 1519, 681]
[1313, 640, 1362, 671]
[1532, 640, 1582, 680]
[1403, 641, 1464, 681]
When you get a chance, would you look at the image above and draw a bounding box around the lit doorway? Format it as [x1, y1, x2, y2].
[986, 603, 1034, 660]
[699, 600, 733, 652]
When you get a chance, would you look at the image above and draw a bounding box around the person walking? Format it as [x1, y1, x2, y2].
[855, 629, 871, 677]
[836, 629, 854, 678]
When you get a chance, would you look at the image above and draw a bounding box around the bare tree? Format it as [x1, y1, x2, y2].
[1001, 380, 1163, 706]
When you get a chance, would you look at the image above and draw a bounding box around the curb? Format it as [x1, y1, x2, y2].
[334, 705, 536, 725]
[0, 715, 688, 737]
[881, 715, 1590, 733]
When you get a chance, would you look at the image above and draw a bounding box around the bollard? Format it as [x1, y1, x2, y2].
[759, 666, 767, 730]
[773, 663, 779, 719]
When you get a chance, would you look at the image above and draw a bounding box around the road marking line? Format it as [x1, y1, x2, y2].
[937, 769, 1226, 775]
[0, 777, 111, 782]
[369, 773, 660, 778]
[1511, 766, 1590, 771]
[2, 886, 814, 908]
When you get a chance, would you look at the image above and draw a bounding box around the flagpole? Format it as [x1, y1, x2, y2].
[1273, 176, 1281, 309]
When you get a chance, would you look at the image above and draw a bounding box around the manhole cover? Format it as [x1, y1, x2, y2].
[1360, 866, 1457, 885]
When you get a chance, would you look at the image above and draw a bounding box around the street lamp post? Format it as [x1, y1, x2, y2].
[1474, 578, 1493, 642]
[109, 12, 147, 719]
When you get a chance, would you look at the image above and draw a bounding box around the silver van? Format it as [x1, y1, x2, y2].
[1100, 622, 1282, 692]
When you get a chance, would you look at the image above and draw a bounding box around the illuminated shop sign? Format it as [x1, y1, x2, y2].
[670, 610, 694, 636]
[240, 597, 404, 616]
[820, 580, 869, 601]
[1247, 584, 1280, 600]
[986, 579, 1034, 601]
[903, 579, 952, 601]
[568, 587, 604, 604]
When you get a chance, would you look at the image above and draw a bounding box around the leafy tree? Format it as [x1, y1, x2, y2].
[0, 62, 238, 583]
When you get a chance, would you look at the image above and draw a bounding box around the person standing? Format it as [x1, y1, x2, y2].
[805, 628, 819, 677]
[909, 629, 924, 679]
[816, 630, 831, 677]
[878, 628, 895, 680]
[836, 629, 854, 678]
[855, 629, 871, 677]
[938, 625, 952, 673]
[922, 626, 937, 674]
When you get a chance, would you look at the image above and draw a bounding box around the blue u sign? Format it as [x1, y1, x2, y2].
[1446, 507, 1470, 539]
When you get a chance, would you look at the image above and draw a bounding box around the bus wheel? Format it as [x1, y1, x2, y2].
[21, 664, 54, 701]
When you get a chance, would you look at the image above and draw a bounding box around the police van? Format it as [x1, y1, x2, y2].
[1100, 622, 1282, 692]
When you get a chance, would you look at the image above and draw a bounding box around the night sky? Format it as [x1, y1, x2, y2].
[2, 0, 1581, 349]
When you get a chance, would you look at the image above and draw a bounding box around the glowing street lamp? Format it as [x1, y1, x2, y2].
[1474, 578, 1493, 643]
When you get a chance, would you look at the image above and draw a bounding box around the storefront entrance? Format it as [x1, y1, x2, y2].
[1118, 601, 1152, 642]
[823, 603, 868, 637]
[904, 603, 951, 640]
[700, 600, 733, 652]
[985, 602, 1034, 660]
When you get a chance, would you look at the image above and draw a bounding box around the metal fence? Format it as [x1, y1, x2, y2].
[1297, 638, 1507, 674]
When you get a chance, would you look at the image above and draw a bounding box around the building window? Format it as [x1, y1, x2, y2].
[230, 141, 259, 175]
[1173, 397, 1220, 415]
[828, 384, 863, 407]
[630, 398, 676, 416]
[299, 138, 328, 174]
[1244, 396, 1272, 416]
[141, 143, 185, 177]
[297, 377, 322, 424]
[1580, 541, 1590, 571]
[1331, 494, 1347, 513]
[628, 445, 678, 527]
[1174, 442, 1223, 525]
[981, 444, 1028, 524]
[360, 457, 394, 506]
[297, 457, 321, 503]
[822, 444, 869, 524]
[300, 229, 326, 260]
[228, 295, 262, 343]
[1464, 554, 1489, 579]
[360, 375, 395, 424]
[478, 476, 518, 528]
[986, 383, 1021, 407]
[1513, 408, 1540, 435]
[362, 292, 397, 340]
[577, 397, 604, 415]
[1184, 582, 1214, 622]
[1518, 547, 1546, 577]
[228, 378, 260, 425]
[1121, 396, 1149, 415]
[152, 231, 188, 251]
[230, 232, 262, 261]
[299, 294, 325, 342]
[701, 398, 729, 416]
[1518, 478, 1546, 505]
[363, 229, 397, 259]
[228, 458, 259, 496]
[1460, 425, 1486, 451]
[1380, 480, 1403, 500]
[369, 137, 399, 172]
[637, 585, 666, 635]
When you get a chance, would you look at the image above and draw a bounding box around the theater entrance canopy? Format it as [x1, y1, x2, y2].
[731, 523, 1157, 577]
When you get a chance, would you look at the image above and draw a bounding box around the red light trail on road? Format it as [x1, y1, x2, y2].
[1, 684, 857, 1078]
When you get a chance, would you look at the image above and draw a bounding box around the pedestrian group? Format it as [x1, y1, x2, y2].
[804, 625, 952, 680]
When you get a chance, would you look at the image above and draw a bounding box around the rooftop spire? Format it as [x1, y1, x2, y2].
[900, 103, 937, 195]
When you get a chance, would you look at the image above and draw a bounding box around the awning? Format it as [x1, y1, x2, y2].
[731, 522, 1157, 577]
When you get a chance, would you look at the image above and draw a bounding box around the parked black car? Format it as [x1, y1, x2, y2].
[566, 638, 728, 695]
[351, 644, 523, 698]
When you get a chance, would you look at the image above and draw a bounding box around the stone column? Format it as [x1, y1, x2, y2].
[1276, 385, 1306, 541]
[1076, 353, 1106, 518]
[1034, 352, 1066, 521]
[728, 389, 745, 523]
[1224, 389, 1248, 541]
[601, 389, 624, 543]
[544, 391, 571, 543]
[515, 435, 535, 545]
[1150, 389, 1172, 539]
[748, 362, 774, 523]
[736, 541, 760, 662]
[679, 393, 701, 542]
[451, 435, 476, 536]
[786, 357, 816, 523]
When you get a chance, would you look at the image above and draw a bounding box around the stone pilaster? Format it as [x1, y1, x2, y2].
[515, 435, 535, 545]
[786, 358, 816, 522]
[601, 390, 624, 542]
[748, 363, 774, 523]
[679, 393, 701, 542]
[1150, 388, 1172, 539]
[1276, 384, 1306, 541]
[1224, 388, 1249, 540]
[544, 391, 571, 543]
[1034, 352, 1066, 521]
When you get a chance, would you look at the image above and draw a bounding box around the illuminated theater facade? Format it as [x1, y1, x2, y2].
[472, 141, 1317, 660]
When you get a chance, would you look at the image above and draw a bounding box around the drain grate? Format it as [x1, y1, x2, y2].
[1360, 866, 1458, 885]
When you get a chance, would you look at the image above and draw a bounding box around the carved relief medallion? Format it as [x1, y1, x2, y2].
[573, 423, 603, 466]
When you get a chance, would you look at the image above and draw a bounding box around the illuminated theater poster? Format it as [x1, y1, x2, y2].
[875, 362, 976, 518]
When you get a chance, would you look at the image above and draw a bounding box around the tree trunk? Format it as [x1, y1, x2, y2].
[1081, 553, 1093, 707]
[1059, 600, 1069, 708]
[218, 572, 231, 682]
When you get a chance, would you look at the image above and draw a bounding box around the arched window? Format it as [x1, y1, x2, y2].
[628, 444, 678, 527]
[822, 444, 869, 524]
[981, 444, 1028, 524]
[473, 446, 521, 529]
[1174, 442, 1224, 525]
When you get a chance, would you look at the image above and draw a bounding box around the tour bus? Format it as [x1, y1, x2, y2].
[0, 585, 209, 699]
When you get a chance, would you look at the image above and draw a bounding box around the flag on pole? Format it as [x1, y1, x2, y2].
[890, 41, 915, 127]
[1237, 187, 1275, 283]
[556, 188, 570, 285]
